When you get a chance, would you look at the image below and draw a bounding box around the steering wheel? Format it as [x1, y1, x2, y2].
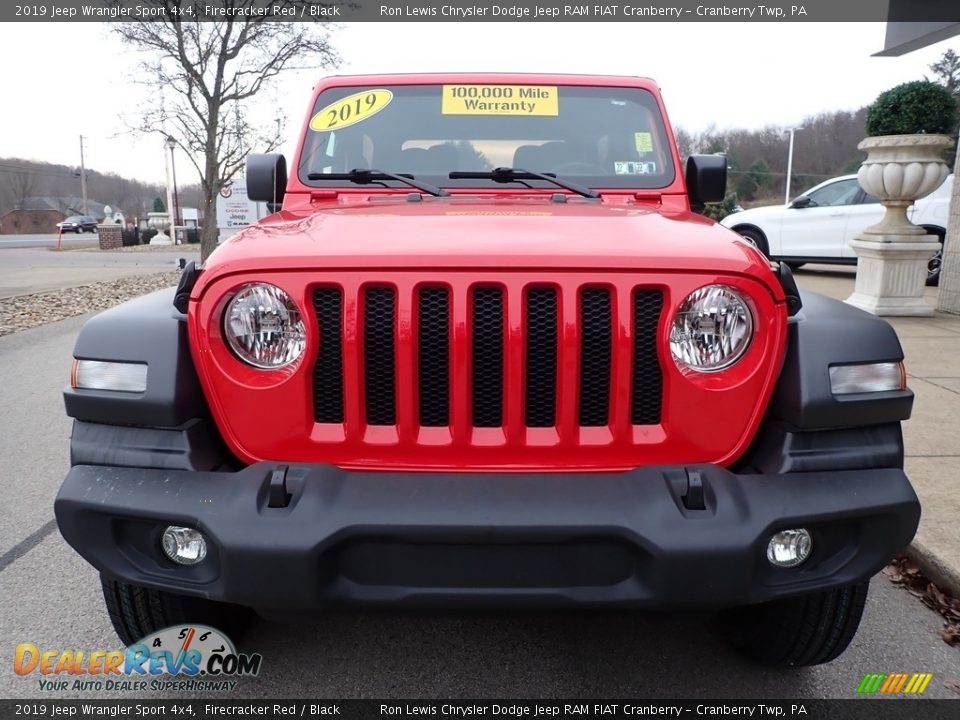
[550, 161, 607, 176]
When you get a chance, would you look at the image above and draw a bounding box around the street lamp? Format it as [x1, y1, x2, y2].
[784, 127, 803, 205]
[165, 135, 181, 239]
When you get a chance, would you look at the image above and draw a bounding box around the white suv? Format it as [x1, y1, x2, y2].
[720, 174, 952, 285]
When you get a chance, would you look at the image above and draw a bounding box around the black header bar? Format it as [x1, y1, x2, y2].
[6, 0, 960, 23]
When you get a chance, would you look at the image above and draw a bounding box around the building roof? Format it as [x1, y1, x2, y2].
[15, 196, 109, 217]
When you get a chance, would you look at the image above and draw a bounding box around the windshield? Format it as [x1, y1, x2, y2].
[298, 83, 676, 191]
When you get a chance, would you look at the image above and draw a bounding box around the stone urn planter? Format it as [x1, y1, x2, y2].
[147, 211, 173, 246]
[846, 81, 957, 317]
[855, 134, 953, 236]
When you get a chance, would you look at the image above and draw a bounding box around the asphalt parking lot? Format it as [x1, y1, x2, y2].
[1, 308, 959, 702]
[0, 237, 198, 298]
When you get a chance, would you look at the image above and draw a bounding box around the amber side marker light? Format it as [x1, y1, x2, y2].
[828, 362, 907, 395]
[71, 359, 148, 393]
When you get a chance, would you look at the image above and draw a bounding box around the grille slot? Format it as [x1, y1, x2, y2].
[579, 288, 612, 426]
[418, 288, 450, 427]
[471, 287, 504, 427]
[631, 290, 664, 425]
[525, 288, 558, 427]
[364, 287, 397, 425]
[312, 288, 344, 423]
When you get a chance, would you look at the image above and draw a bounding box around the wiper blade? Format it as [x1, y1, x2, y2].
[307, 169, 450, 197]
[449, 167, 601, 199]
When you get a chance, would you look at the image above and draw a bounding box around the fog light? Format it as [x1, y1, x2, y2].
[161, 526, 207, 566]
[767, 528, 812, 568]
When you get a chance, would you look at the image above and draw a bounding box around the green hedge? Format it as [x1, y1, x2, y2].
[866, 81, 957, 136]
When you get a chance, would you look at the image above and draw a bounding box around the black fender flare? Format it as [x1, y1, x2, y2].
[64, 288, 208, 428]
[767, 290, 913, 430]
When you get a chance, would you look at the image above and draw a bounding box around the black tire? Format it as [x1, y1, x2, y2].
[75, 226, 82, 234]
[734, 227, 770, 259]
[925, 228, 945, 287]
[726, 582, 869, 667]
[100, 575, 253, 646]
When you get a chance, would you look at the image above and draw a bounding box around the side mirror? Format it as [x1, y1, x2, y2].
[246, 153, 287, 211]
[790, 196, 812, 209]
[686, 155, 727, 209]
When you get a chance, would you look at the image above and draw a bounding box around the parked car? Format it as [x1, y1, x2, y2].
[56, 74, 920, 668]
[721, 174, 952, 285]
[57, 215, 98, 233]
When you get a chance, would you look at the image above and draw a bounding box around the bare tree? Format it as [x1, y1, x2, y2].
[929, 49, 960, 101]
[7, 168, 38, 209]
[113, 3, 339, 259]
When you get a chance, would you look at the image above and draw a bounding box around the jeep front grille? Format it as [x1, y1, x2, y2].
[311, 281, 664, 435]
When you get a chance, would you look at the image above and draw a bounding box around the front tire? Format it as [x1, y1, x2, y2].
[734, 227, 771, 259]
[100, 575, 253, 646]
[726, 582, 869, 666]
[925, 228, 945, 286]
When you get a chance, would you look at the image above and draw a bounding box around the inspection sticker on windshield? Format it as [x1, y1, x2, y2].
[634, 132, 654, 153]
[615, 161, 658, 175]
[310, 89, 393, 132]
[441, 85, 558, 116]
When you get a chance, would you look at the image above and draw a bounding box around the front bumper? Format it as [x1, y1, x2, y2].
[55, 463, 919, 610]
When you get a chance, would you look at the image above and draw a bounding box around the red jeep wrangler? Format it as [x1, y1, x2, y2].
[56, 74, 920, 667]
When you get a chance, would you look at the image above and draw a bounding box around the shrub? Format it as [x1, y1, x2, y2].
[121, 229, 139, 247]
[140, 228, 158, 244]
[700, 192, 742, 222]
[865, 81, 957, 136]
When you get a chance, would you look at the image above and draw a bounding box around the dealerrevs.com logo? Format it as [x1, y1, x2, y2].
[14, 625, 262, 693]
[856, 672, 934, 695]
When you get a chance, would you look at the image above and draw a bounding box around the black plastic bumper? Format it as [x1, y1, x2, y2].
[55, 463, 920, 611]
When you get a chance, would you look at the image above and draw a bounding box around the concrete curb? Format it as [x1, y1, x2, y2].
[904, 540, 960, 599]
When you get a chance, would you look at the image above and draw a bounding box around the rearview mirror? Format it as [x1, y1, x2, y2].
[686, 155, 727, 209]
[246, 153, 287, 211]
[790, 196, 813, 209]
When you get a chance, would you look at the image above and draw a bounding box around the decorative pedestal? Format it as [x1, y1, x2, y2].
[846, 235, 941, 316]
[97, 224, 122, 250]
[847, 133, 953, 316]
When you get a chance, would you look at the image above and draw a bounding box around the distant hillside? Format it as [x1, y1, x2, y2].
[675, 107, 872, 204]
[0, 158, 202, 219]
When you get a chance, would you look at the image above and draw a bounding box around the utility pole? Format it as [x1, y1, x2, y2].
[79, 135, 88, 212]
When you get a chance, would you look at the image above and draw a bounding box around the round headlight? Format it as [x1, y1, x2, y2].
[670, 285, 753, 372]
[224, 283, 306, 369]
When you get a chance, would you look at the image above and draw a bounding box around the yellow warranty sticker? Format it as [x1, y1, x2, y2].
[442, 85, 558, 116]
[310, 89, 393, 132]
[634, 132, 653, 153]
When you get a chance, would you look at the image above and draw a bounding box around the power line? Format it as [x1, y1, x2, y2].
[0, 163, 80, 179]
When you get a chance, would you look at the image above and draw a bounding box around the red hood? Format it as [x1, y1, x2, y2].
[196, 196, 782, 300]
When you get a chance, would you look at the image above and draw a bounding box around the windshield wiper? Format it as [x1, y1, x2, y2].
[307, 169, 450, 197]
[449, 167, 601, 199]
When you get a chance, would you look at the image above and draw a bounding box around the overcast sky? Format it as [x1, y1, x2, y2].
[0, 21, 956, 186]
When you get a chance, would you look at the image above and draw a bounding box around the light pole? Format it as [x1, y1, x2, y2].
[78, 135, 87, 212]
[163, 136, 177, 243]
[165, 136, 181, 232]
[784, 127, 803, 205]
